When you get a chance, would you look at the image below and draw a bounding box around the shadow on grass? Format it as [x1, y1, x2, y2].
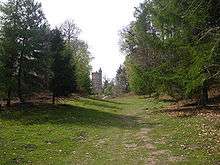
[79, 99, 123, 110]
[0, 104, 146, 129]
[88, 97, 127, 105]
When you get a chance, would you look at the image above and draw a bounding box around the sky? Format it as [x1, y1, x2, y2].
[38, 0, 142, 79]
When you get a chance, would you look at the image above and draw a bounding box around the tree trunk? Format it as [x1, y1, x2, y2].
[6, 88, 11, 107]
[199, 81, 209, 106]
[18, 46, 25, 104]
[52, 93, 55, 105]
[18, 67, 22, 103]
[18, 65, 24, 103]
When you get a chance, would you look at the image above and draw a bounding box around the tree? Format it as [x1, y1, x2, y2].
[73, 40, 92, 94]
[60, 20, 92, 95]
[115, 65, 129, 94]
[49, 29, 77, 104]
[0, 0, 20, 106]
[103, 78, 115, 96]
[60, 19, 81, 43]
[0, 0, 50, 104]
[0, 1, 92, 106]
[120, 0, 220, 105]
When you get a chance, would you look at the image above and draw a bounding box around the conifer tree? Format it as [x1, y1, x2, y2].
[0, 0, 50, 104]
[49, 29, 77, 104]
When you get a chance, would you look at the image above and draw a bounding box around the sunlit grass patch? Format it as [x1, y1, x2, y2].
[0, 96, 219, 164]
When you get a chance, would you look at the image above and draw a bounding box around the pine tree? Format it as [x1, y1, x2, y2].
[49, 29, 77, 104]
[0, 0, 50, 104]
[120, 0, 220, 104]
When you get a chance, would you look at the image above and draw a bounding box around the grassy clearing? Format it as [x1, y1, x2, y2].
[0, 96, 219, 164]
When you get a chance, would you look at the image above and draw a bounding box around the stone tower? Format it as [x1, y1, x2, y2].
[92, 68, 102, 94]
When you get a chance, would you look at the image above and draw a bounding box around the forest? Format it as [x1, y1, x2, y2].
[119, 0, 220, 105]
[0, 0, 92, 106]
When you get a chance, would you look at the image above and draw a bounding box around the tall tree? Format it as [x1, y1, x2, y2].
[120, 0, 220, 105]
[73, 40, 92, 94]
[60, 20, 92, 95]
[49, 29, 77, 104]
[0, 0, 50, 104]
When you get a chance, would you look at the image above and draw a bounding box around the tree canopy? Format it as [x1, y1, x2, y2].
[120, 0, 220, 104]
[0, 0, 92, 105]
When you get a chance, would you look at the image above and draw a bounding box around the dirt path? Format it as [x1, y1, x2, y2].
[133, 112, 184, 164]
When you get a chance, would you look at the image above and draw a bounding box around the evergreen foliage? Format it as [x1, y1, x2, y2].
[49, 29, 77, 103]
[0, 1, 92, 105]
[120, 0, 220, 104]
[0, 0, 50, 104]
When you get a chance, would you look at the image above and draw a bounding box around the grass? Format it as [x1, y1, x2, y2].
[0, 96, 219, 164]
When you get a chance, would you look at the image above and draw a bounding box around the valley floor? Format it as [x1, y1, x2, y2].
[0, 96, 219, 164]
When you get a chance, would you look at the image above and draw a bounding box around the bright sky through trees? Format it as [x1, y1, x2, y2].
[38, 0, 142, 78]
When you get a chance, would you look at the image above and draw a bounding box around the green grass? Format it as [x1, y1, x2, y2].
[0, 96, 219, 164]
